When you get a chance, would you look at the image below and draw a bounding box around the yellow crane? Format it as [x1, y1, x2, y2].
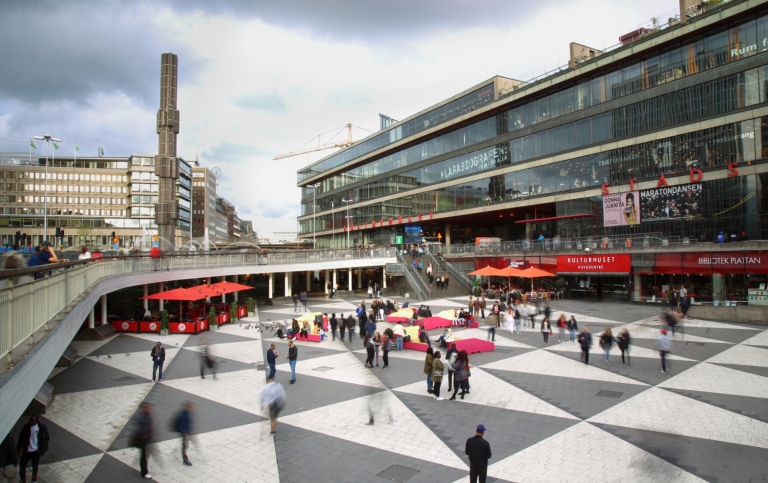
[273, 123, 354, 160]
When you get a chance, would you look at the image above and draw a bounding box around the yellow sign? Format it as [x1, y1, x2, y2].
[437, 233, 443, 239]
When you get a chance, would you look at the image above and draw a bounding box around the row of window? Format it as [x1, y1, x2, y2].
[0, 209, 127, 218]
[0, 171, 128, 182]
[303, 65, 768, 215]
[299, 13, 768, 185]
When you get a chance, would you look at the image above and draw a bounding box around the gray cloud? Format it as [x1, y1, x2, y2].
[235, 92, 287, 112]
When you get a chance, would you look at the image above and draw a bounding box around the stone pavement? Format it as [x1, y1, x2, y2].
[8, 294, 768, 482]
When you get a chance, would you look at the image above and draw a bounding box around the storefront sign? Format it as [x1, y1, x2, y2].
[640, 183, 703, 222]
[557, 254, 631, 273]
[439, 144, 508, 181]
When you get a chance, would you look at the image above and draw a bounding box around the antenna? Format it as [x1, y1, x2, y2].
[211, 166, 222, 192]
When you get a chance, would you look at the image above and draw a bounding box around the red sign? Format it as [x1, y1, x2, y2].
[557, 254, 631, 273]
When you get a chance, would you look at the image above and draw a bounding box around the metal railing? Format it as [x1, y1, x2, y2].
[0, 248, 396, 362]
[438, 257, 473, 292]
[395, 252, 430, 301]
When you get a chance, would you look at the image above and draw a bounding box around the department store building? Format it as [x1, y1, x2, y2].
[297, 0, 768, 304]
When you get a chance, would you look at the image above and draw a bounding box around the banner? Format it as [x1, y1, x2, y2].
[602, 191, 640, 227]
[639, 183, 703, 222]
[557, 254, 631, 273]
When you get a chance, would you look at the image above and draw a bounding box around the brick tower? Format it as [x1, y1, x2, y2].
[154, 53, 180, 248]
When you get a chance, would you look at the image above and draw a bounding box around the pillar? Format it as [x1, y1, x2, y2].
[158, 282, 165, 312]
[633, 274, 642, 302]
[382, 266, 387, 288]
[88, 307, 95, 329]
[285, 272, 291, 297]
[445, 224, 451, 247]
[357, 269, 362, 289]
[101, 294, 107, 326]
[348, 269, 353, 291]
[525, 213, 533, 241]
[234, 275, 239, 302]
[268, 273, 274, 299]
[325, 270, 330, 294]
[712, 273, 725, 304]
[306, 271, 311, 291]
[221, 277, 226, 303]
[143, 284, 149, 310]
[333, 269, 337, 291]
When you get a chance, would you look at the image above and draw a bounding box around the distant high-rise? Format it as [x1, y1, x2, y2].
[154, 53, 180, 248]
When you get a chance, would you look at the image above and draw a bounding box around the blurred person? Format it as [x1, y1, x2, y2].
[656, 329, 672, 374]
[557, 314, 567, 343]
[175, 401, 194, 466]
[260, 378, 287, 435]
[131, 403, 154, 479]
[577, 326, 593, 365]
[617, 328, 631, 365]
[78, 245, 92, 260]
[200, 338, 216, 379]
[600, 327, 614, 365]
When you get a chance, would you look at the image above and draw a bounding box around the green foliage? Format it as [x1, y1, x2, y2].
[246, 297, 255, 313]
[230, 301, 238, 323]
[160, 309, 170, 332]
[209, 306, 218, 326]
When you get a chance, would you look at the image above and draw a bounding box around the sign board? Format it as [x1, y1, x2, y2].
[557, 254, 631, 273]
[602, 191, 640, 227]
[394, 235, 403, 244]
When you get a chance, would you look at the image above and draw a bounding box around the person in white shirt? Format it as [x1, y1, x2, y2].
[78, 246, 92, 260]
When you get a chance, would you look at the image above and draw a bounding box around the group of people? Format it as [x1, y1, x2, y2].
[424, 345, 472, 401]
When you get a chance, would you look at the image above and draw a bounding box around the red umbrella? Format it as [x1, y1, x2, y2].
[469, 266, 502, 276]
[208, 281, 253, 295]
[142, 287, 201, 301]
[517, 266, 557, 292]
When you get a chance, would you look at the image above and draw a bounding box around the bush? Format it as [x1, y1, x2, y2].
[160, 309, 170, 332]
[209, 307, 218, 327]
[230, 301, 238, 323]
[246, 297, 255, 314]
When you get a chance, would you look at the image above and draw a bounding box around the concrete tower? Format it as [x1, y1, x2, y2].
[154, 53, 180, 248]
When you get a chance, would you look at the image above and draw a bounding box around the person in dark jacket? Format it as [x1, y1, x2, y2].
[1, 434, 18, 482]
[424, 347, 435, 394]
[287, 339, 298, 384]
[266, 343, 279, 380]
[600, 327, 614, 365]
[577, 326, 593, 365]
[616, 328, 631, 365]
[567, 315, 578, 343]
[134, 402, 154, 479]
[200, 338, 216, 380]
[329, 313, 338, 341]
[364, 336, 375, 367]
[364, 317, 377, 339]
[338, 313, 346, 342]
[465, 424, 492, 483]
[346, 314, 356, 342]
[16, 415, 49, 483]
[151, 341, 166, 382]
[176, 401, 194, 466]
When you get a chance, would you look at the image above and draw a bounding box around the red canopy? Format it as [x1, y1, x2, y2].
[142, 287, 201, 301]
[497, 266, 524, 277]
[469, 266, 502, 276]
[207, 281, 252, 294]
[187, 284, 224, 298]
[517, 267, 556, 278]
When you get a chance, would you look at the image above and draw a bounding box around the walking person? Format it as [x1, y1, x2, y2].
[364, 336, 375, 368]
[557, 314, 567, 343]
[465, 424, 492, 483]
[287, 339, 298, 384]
[656, 329, 672, 374]
[600, 327, 614, 365]
[330, 313, 338, 341]
[567, 315, 578, 343]
[131, 402, 154, 479]
[513, 303, 521, 334]
[577, 326, 592, 364]
[0, 434, 18, 483]
[432, 351, 445, 400]
[151, 341, 165, 382]
[292, 293, 299, 312]
[382, 331, 392, 369]
[449, 350, 469, 400]
[266, 343, 279, 380]
[260, 378, 287, 435]
[338, 313, 346, 342]
[16, 415, 49, 483]
[346, 313, 356, 342]
[424, 347, 435, 394]
[486, 314, 496, 342]
[300, 291, 309, 311]
[480, 297, 487, 320]
[176, 401, 194, 466]
[617, 328, 631, 365]
[540, 316, 552, 345]
[446, 344, 458, 392]
[200, 338, 216, 379]
[373, 332, 382, 367]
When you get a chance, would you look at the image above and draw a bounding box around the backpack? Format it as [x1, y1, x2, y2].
[514, 308, 520, 319]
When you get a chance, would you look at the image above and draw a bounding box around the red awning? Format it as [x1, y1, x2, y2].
[515, 214, 595, 224]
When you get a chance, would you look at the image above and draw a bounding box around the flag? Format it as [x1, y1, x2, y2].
[53, 142, 59, 150]
[75, 142, 79, 152]
[30, 140, 36, 149]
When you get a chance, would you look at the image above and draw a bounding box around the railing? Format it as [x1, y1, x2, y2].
[395, 252, 430, 301]
[438, 257, 473, 292]
[0, 248, 396, 362]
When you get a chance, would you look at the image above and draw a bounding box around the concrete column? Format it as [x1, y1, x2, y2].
[525, 213, 533, 240]
[445, 224, 451, 247]
[333, 269, 337, 292]
[221, 277, 226, 303]
[100, 294, 107, 326]
[348, 269, 353, 291]
[357, 269, 362, 289]
[234, 275, 239, 302]
[88, 307, 95, 329]
[159, 282, 165, 312]
[633, 274, 642, 302]
[306, 271, 311, 291]
[143, 284, 149, 310]
[712, 274, 725, 304]
[268, 273, 274, 299]
[383, 266, 387, 289]
[285, 272, 291, 297]
[325, 270, 330, 294]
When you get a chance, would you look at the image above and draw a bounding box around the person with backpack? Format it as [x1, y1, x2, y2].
[260, 378, 287, 435]
[175, 402, 194, 466]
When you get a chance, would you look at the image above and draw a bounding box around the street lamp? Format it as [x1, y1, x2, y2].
[33, 134, 62, 245]
[342, 198, 353, 248]
[331, 201, 335, 249]
[311, 183, 320, 250]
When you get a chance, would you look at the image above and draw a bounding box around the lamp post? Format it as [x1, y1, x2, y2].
[311, 183, 320, 250]
[32, 134, 62, 245]
[342, 198, 353, 248]
[331, 201, 335, 249]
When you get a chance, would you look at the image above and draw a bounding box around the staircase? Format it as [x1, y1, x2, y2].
[409, 252, 469, 299]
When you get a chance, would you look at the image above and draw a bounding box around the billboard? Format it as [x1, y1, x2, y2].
[557, 254, 631, 273]
[639, 183, 703, 222]
[602, 191, 640, 227]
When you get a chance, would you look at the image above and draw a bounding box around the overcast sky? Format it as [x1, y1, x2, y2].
[0, 0, 676, 239]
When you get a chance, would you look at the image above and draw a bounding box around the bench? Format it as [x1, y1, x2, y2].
[289, 333, 323, 342]
[404, 337, 494, 354]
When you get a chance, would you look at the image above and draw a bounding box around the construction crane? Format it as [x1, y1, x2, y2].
[273, 123, 354, 160]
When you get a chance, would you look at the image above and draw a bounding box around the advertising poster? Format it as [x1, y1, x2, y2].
[639, 183, 703, 222]
[602, 191, 640, 227]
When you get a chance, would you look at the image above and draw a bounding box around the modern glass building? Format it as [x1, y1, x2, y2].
[297, 0, 768, 303]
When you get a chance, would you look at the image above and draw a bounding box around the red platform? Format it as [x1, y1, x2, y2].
[403, 338, 494, 354]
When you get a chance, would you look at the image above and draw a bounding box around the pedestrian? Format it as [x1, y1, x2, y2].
[486, 313, 496, 342]
[131, 402, 154, 479]
[473, 297, 482, 319]
[330, 313, 338, 341]
[557, 314, 567, 343]
[577, 326, 592, 364]
[520, 302, 529, 328]
[665, 309, 680, 336]
[540, 316, 552, 345]
[287, 339, 298, 384]
[367, 284, 373, 299]
[346, 313, 356, 342]
[465, 424, 492, 483]
[300, 291, 308, 311]
[374, 332, 382, 367]
[365, 315, 376, 339]
[260, 378, 287, 435]
[432, 351, 445, 400]
[449, 350, 469, 400]
[382, 331, 392, 369]
[617, 328, 631, 365]
[16, 415, 49, 483]
[0, 434, 17, 483]
[446, 344, 458, 392]
[200, 337, 216, 379]
[176, 401, 194, 466]
[567, 315, 578, 343]
[480, 297, 487, 320]
[600, 327, 614, 365]
[266, 343, 279, 380]
[338, 313, 346, 341]
[292, 293, 299, 312]
[424, 346, 435, 394]
[151, 341, 165, 383]
[656, 329, 672, 374]
[364, 336, 375, 367]
[513, 303, 521, 334]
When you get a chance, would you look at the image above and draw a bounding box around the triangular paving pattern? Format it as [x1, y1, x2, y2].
[487, 421, 704, 482]
[274, 351, 385, 388]
[741, 329, 768, 348]
[663, 387, 768, 423]
[544, 339, 695, 361]
[276, 371, 386, 417]
[161, 347, 255, 380]
[393, 366, 577, 420]
[180, 330, 256, 347]
[123, 331, 191, 347]
[7, 415, 103, 465]
[83, 453, 138, 482]
[588, 387, 768, 448]
[682, 326, 761, 344]
[657, 362, 768, 399]
[480, 349, 648, 386]
[160, 368, 266, 416]
[280, 390, 468, 469]
[620, 323, 735, 344]
[69, 338, 113, 358]
[706, 343, 768, 367]
[87, 347, 181, 380]
[671, 317, 762, 330]
[351, 351, 429, 389]
[47, 357, 150, 393]
[628, 336, 732, 361]
[45, 383, 154, 451]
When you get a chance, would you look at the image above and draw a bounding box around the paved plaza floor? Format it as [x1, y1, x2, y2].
[9, 295, 768, 482]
